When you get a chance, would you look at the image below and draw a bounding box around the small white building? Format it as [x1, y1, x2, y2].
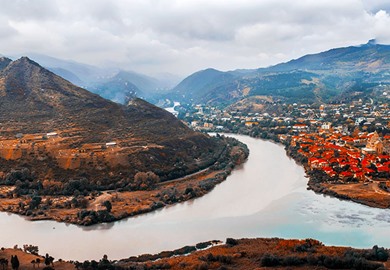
[321, 122, 332, 130]
[46, 132, 58, 138]
[191, 121, 199, 127]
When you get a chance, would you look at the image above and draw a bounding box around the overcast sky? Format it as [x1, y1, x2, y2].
[1, 0, 390, 77]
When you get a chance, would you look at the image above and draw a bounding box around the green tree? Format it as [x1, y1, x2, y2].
[102, 200, 112, 212]
[134, 171, 160, 190]
[29, 196, 42, 210]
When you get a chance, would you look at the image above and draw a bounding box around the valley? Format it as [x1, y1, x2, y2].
[1, 40, 390, 269]
[177, 97, 390, 209]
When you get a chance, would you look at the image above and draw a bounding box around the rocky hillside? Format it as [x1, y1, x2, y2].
[0, 57, 225, 189]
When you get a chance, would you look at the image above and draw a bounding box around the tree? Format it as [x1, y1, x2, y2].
[102, 200, 112, 212]
[29, 196, 42, 210]
[35, 258, 41, 268]
[0, 259, 8, 270]
[11, 255, 19, 270]
[44, 254, 54, 267]
[134, 171, 160, 190]
[23, 244, 39, 255]
[98, 255, 112, 270]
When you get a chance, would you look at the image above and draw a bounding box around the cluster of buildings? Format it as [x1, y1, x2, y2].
[180, 98, 389, 135]
[176, 98, 390, 182]
[290, 131, 390, 181]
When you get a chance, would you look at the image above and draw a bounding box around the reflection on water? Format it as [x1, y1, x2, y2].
[0, 134, 390, 261]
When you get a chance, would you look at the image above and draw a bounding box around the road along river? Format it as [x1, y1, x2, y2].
[1, 134, 390, 261]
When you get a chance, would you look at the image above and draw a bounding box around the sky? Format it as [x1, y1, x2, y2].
[1, 0, 390, 77]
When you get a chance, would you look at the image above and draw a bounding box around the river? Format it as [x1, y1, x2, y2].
[165, 101, 180, 115]
[1, 134, 390, 261]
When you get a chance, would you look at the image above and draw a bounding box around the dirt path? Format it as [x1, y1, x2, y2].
[158, 167, 211, 186]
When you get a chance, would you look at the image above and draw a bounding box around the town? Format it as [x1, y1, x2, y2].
[174, 95, 390, 206]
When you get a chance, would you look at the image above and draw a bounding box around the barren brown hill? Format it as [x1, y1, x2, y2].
[0, 57, 225, 190]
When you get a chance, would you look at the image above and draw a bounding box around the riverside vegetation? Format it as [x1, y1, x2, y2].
[0, 134, 248, 225]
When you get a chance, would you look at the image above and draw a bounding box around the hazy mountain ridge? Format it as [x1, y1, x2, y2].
[8, 53, 177, 104]
[10, 53, 116, 86]
[267, 39, 390, 72]
[168, 40, 390, 105]
[89, 70, 173, 104]
[171, 68, 238, 102]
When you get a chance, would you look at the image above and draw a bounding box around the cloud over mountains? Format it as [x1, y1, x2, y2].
[0, 0, 389, 75]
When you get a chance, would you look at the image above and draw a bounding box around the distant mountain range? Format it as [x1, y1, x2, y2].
[168, 39, 390, 105]
[7, 40, 390, 107]
[0, 57, 222, 186]
[9, 53, 181, 104]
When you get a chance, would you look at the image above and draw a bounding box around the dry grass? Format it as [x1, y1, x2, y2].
[117, 238, 388, 270]
[0, 248, 74, 270]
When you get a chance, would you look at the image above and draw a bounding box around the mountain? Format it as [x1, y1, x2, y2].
[48, 67, 84, 86]
[89, 71, 142, 104]
[171, 68, 238, 103]
[0, 57, 12, 71]
[90, 70, 171, 104]
[10, 53, 178, 104]
[168, 40, 390, 105]
[0, 57, 224, 189]
[11, 53, 117, 86]
[152, 72, 183, 88]
[267, 39, 390, 72]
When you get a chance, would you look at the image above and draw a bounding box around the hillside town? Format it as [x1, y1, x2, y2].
[176, 97, 390, 186]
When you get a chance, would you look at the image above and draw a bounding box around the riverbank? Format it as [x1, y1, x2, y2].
[284, 142, 390, 210]
[2, 134, 390, 261]
[2, 237, 388, 270]
[223, 129, 390, 210]
[0, 136, 249, 226]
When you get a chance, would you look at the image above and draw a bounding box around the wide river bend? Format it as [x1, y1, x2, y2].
[1, 134, 390, 261]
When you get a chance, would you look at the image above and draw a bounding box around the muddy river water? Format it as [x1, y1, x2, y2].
[1, 134, 390, 261]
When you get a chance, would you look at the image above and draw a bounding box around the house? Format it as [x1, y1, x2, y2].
[293, 124, 308, 131]
[105, 142, 117, 147]
[203, 123, 213, 128]
[363, 132, 384, 154]
[46, 132, 58, 138]
[321, 122, 332, 130]
[308, 158, 328, 169]
[278, 135, 288, 142]
[191, 121, 199, 127]
[245, 121, 259, 127]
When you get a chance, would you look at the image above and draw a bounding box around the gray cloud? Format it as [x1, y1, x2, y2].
[362, 0, 390, 13]
[0, 0, 390, 76]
